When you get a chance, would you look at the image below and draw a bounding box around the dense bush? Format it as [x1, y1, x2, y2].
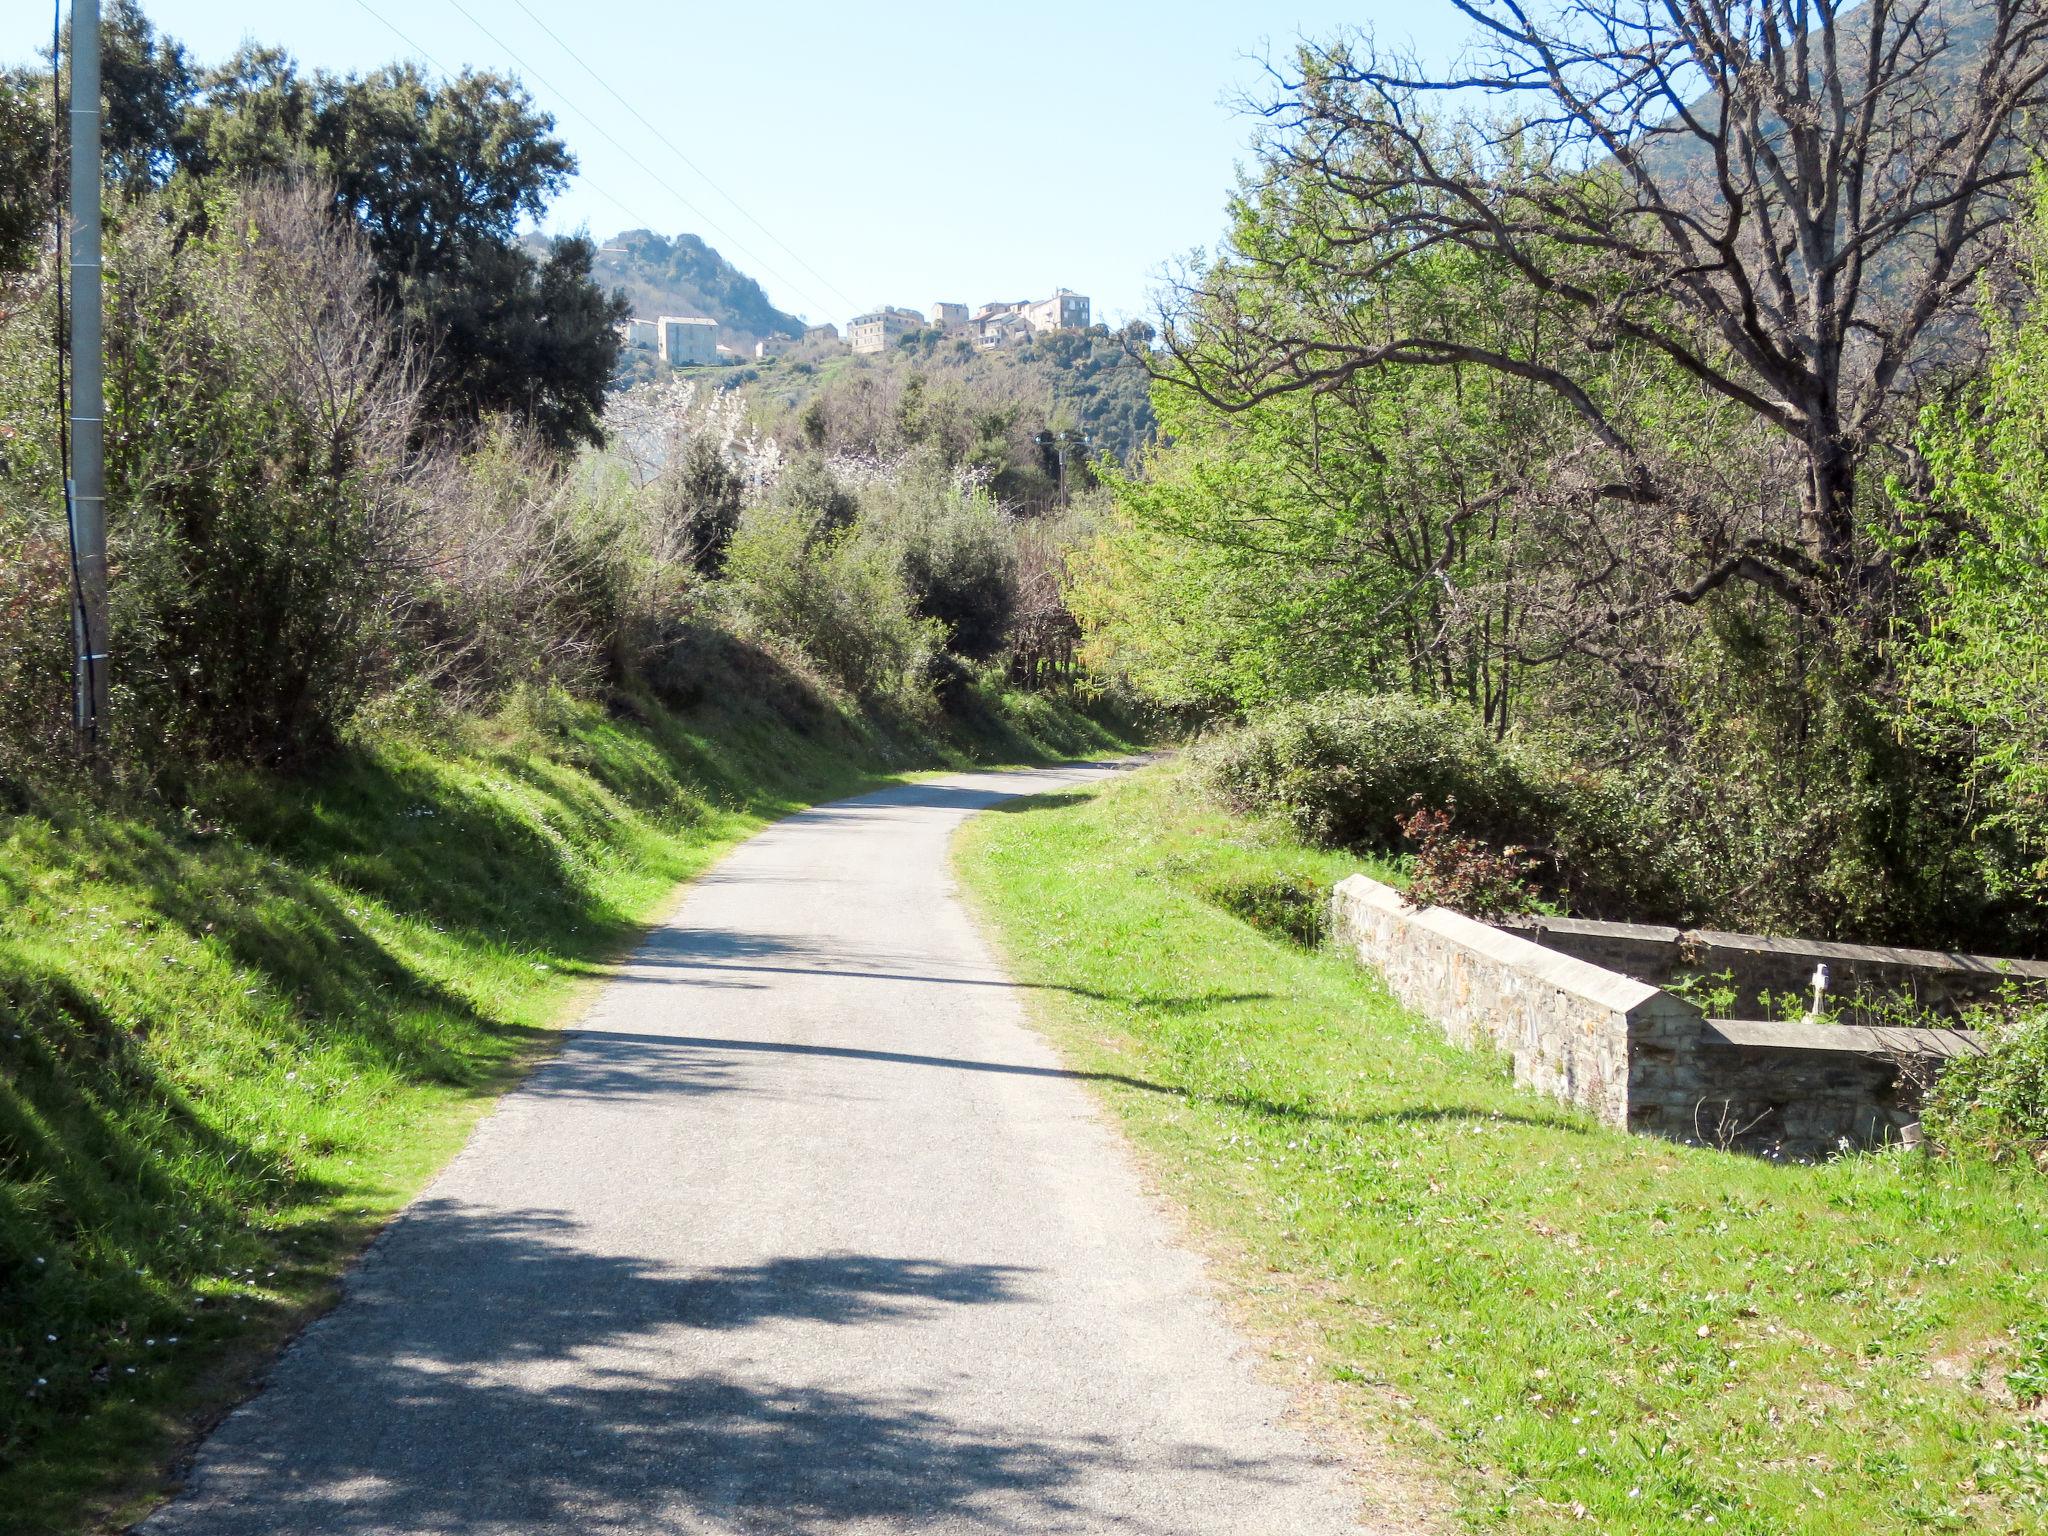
[1924, 1004, 2048, 1164]
[775, 455, 859, 535]
[1193, 693, 1545, 851]
[657, 435, 745, 576]
[1396, 799, 1542, 919]
[102, 184, 414, 768]
[1185, 680, 2043, 946]
[0, 264, 72, 784]
[0, 183, 648, 780]
[867, 464, 1018, 662]
[721, 504, 942, 707]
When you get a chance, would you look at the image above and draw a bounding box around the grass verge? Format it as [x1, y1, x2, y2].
[0, 675, 1138, 1534]
[954, 760, 2048, 1535]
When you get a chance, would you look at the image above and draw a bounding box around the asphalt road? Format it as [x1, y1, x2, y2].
[141, 764, 1364, 1534]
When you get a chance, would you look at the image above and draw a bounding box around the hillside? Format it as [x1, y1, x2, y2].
[675, 324, 1160, 490]
[1638, 2, 2001, 195]
[0, 669, 1135, 1532]
[529, 228, 807, 350]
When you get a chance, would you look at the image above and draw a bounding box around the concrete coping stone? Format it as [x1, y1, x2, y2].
[1703, 1019, 1987, 1058]
[1498, 915, 1684, 945]
[1687, 929, 2048, 980]
[1335, 875, 1686, 1018]
[1488, 910, 2045, 983]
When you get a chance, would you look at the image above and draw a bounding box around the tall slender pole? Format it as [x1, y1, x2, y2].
[67, 0, 108, 755]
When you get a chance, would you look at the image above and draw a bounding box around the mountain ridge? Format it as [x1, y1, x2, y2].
[526, 228, 808, 349]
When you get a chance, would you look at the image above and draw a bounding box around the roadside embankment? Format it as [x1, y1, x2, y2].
[956, 758, 2048, 1536]
[0, 679, 1136, 1534]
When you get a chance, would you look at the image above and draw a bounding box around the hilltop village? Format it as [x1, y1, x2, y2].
[614, 289, 1092, 366]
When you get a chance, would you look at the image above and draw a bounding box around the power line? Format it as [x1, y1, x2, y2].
[349, 0, 457, 80]
[348, 0, 806, 314]
[437, 0, 842, 321]
[503, 0, 858, 313]
[347, 0, 639, 224]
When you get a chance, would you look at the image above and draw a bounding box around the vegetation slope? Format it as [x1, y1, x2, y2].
[957, 761, 2048, 1536]
[1, 674, 1134, 1535]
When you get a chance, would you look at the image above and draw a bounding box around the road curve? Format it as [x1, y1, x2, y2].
[142, 764, 1363, 1535]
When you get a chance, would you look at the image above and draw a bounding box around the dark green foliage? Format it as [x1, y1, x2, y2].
[1029, 325, 1158, 465]
[1187, 675, 2046, 948]
[1926, 1004, 2048, 1162]
[1194, 693, 1543, 852]
[419, 233, 626, 454]
[182, 56, 621, 450]
[96, 0, 198, 194]
[776, 455, 858, 534]
[1192, 869, 1329, 947]
[0, 79, 50, 276]
[670, 435, 745, 576]
[897, 506, 1017, 662]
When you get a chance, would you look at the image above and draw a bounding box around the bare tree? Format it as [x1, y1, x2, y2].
[228, 177, 425, 471]
[1158, 0, 2048, 613]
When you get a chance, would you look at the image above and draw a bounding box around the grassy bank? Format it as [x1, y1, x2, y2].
[0, 676, 1135, 1534]
[955, 761, 2048, 1535]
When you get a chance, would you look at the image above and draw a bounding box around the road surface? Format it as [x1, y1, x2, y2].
[142, 764, 1365, 1534]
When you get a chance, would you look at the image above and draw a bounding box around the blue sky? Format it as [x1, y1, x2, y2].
[5, 2, 1468, 328]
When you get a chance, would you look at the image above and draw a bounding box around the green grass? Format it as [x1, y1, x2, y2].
[955, 761, 2048, 1535]
[0, 675, 1138, 1534]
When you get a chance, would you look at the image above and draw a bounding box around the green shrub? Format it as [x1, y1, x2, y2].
[100, 185, 418, 768]
[658, 434, 745, 576]
[775, 454, 859, 535]
[1925, 1004, 2048, 1162]
[850, 457, 1019, 662]
[721, 504, 941, 707]
[0, 266, 72, 785]
[1192, 692, 1545, 852]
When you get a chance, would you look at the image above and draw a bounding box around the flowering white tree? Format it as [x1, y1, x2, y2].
[605, 377, 781, 498]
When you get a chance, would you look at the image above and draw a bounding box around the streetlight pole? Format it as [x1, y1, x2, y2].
[1034, 428, 1092, 510]
[67, 0, 109, 757]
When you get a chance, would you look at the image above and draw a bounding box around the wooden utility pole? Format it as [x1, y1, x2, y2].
[67, 0, 108, 754]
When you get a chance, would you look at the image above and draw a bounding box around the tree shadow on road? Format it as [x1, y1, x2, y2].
[602, 921, 1278, 1013]
[148, 1203, 1311, 1535]
[533, 1028, 1584, 1143]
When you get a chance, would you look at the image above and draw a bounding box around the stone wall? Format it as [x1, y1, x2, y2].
[1497, 915, 2048, 1020]
[1628, 1019, 1982, 1152]
[1331, 876, 1700, 1129]
[1335, 876, 1985, 1156]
